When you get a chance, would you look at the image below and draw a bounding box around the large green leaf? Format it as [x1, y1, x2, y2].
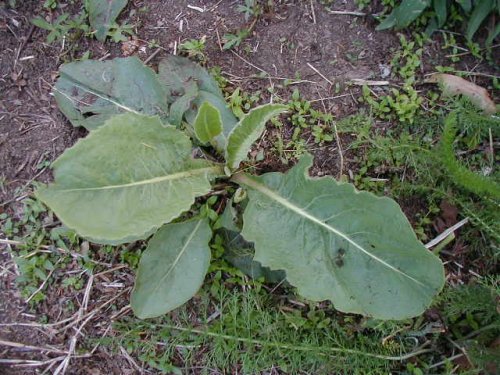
[158, 55, 223, 98]
[36, 113, 222, 244]
[233, 155, 445, 320]
[54, 57, 169, 131]
[433, 0, 447, 27]
[466, 0, 495, 40]
[376, 11, 397, 30]
[225, 104, 287, 170]
[86, 0, 128, 42]
[193, 101, 223, 144]
[457, 0, 472, 13]
[376, 0, 430, 30]
[131, 219, 212, 319]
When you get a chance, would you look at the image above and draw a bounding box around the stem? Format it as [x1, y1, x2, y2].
[159, 324, 432, 361]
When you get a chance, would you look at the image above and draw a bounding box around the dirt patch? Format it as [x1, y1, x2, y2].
[1, 0, 399, 204]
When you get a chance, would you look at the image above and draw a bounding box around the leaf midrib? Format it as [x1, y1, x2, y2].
[54, 79, 142, 115]
[234, 173, 427, 289]
[151, 220, 203, 297]
[58, 166, 220, 192]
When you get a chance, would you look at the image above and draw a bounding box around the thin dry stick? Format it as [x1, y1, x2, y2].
[0, 353, 93, 368]
[423, 70, 500, 79]
[0, 357, 64, 366]
[0, 264, 16, 278]
[351, 79, 390, 86]
[332, 122, 344, 178]
[215, 28, 223, 51]
[310, 0, 317, 24]
[327, 10, 366, 16]
[425, 218, 469, 249]
[144, 47, 161, 64]
[208, 0, 223, 12]
[315, 87, 344, 179]
[306, 63, 333, 85]
[0, 287, 129, 333]
[93, 264, 129, 278]
[0, 339, 68, 355]
[428, 353, 465, 369]
[120, 346, 143, 372]
[13, 24, 35, 69]
[222, 70, 316, 84]
[309, 94, 350, 103]
[54, 312, 96, 375]
[53, 275, 94, 375]
[231, 50, 269, 76]
[58, 288, 131, 332]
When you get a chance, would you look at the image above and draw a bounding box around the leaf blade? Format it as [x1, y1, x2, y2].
[377, 0, 430, 30]
[131, 219, 212, 319]
[194, 101, 223, 144]
[233, 155, 445, 320]
[158, 55, 223, 98]
[86, 0, 128, 42]
[36, 113, 222, 244]
[466, 0, 495, 40]
[225, 104, 287, 170]
[168, 79, 199, 127]
[54, 57, 169, 130]
[433, 0, 447, 27]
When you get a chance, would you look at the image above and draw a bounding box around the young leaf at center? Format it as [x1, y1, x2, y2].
[225, 104, 288, 170]
[131, 218, 212, 319]
[193, 101, 223, 144]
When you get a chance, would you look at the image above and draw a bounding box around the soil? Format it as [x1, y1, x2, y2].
[0, 0, 497, 374]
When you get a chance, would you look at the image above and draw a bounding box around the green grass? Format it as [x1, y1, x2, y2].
[106, 276, 422, 374]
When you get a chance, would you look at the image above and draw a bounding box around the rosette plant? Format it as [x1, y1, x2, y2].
[36, 55, 444, 319]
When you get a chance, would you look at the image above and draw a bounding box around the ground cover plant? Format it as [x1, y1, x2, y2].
[31, 0, 131, 43]
[35, 55, 445, 320]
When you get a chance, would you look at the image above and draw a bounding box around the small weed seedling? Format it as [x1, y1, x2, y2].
[223, 0, 261, 50]
[360, 34, 423, 124]
[32, 0, 133, 44]
[288, 89, 334, 144]
[32, 11, 90, 44]
[179, 37, 207, 61]
[0, 198, 81, 304]
[237, 0, 261, 21]
[36, 55, 444, 320]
